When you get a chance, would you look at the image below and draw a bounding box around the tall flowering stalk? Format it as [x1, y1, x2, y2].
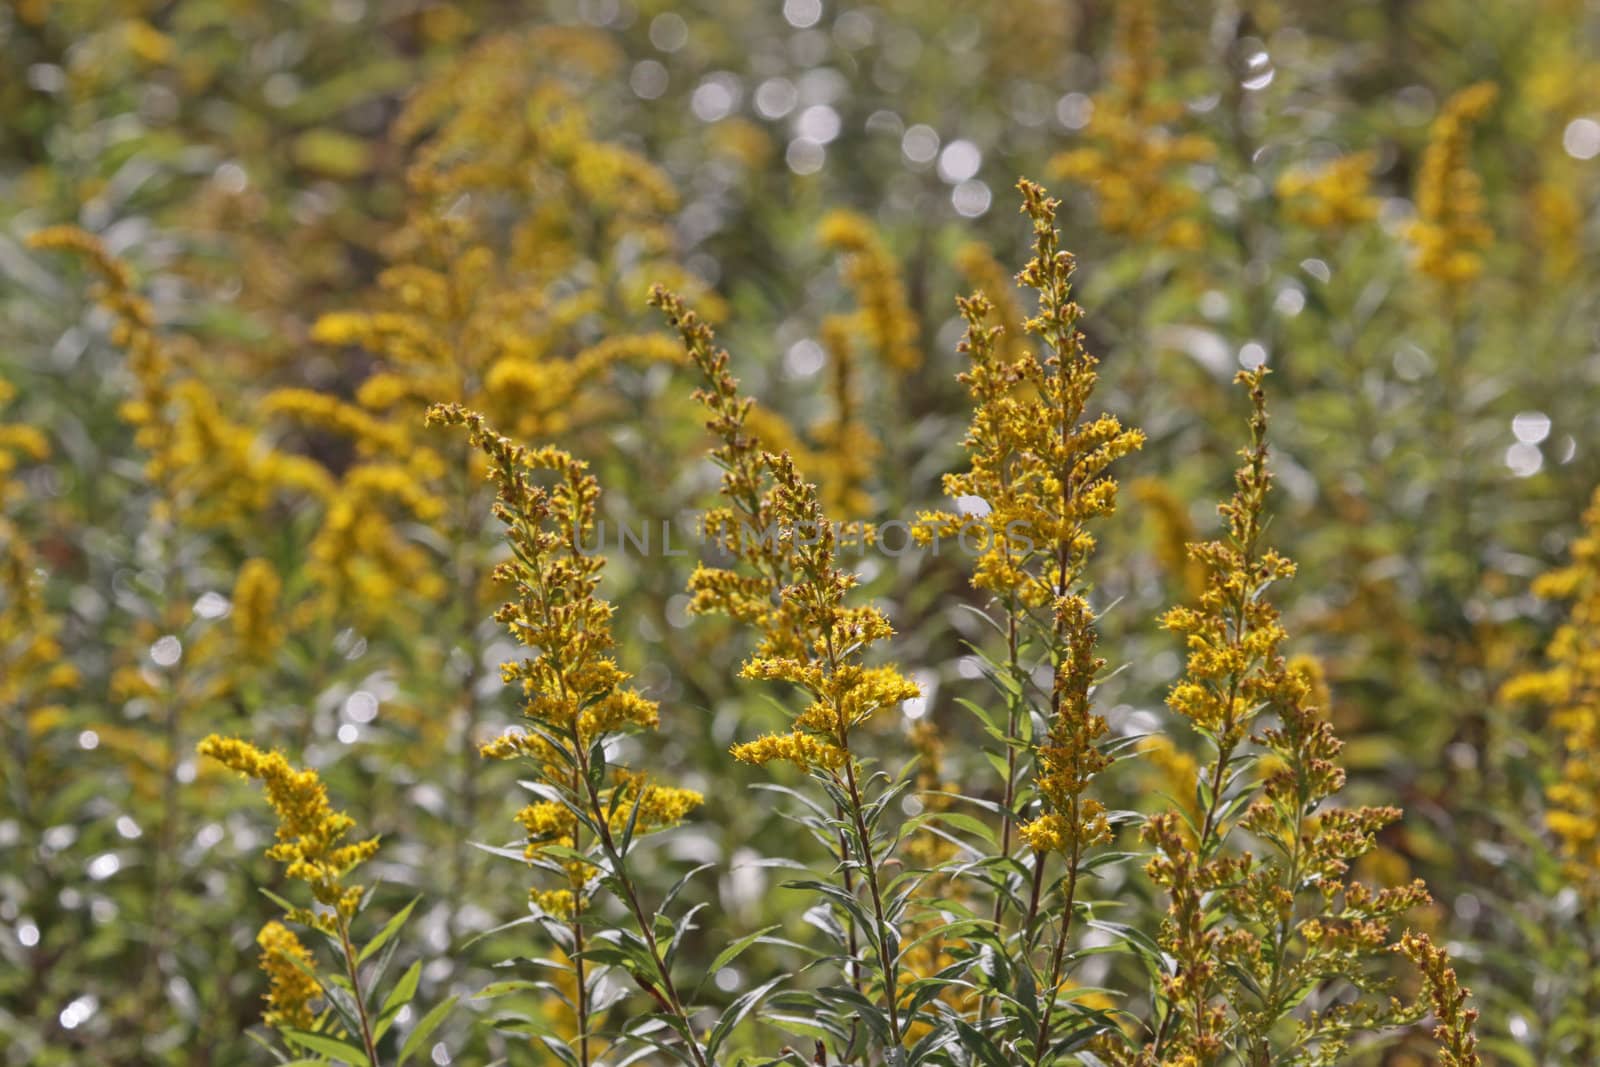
[917, 180, 1143, 1057]
[198, 736, 455, 1064]
[427, 404, 706, 1067]
[1125, 369, 1472, 1065]
[651, 286, 924, 1057]
[1407, 83, 1499, 292]
[1502, 484, 1600, 1055]
[196, 737, 385, 1063]
[818, 210, 922, 377]
[1406, 81, 1499, 609]
[27, 227, 334, 1016]
[1049, 0, 1214, 251]
[1503, 486, 1600, 899]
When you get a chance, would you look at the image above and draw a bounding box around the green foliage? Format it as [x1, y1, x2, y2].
[4, 1, 1600, 1064]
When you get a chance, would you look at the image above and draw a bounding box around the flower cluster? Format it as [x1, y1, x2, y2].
[1050, 0, 1213, 249]
[1399, 931, 1482, 1067]
[818, 209, 922, 375]
[26, 227, 327, 530]
[255, 921, 321, 1031]
[1276, 152, 1380, 231]
[652, 287, 920, 771]
[231, 558, 283, 665]
[1502, 485, 1600, 898]
[196, 736, 380, 925]
[427, 403, 700, 917]
[921, 181, 1142, 874]
[1408, 82, 1498, 288]
[1135, 369, 1447, 1063]
[0, 381, 77, 730]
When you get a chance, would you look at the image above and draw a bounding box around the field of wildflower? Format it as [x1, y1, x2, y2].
[4, 1, 1599, 1064]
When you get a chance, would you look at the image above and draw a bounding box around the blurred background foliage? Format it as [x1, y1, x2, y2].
[3, 0, 1599, 1062]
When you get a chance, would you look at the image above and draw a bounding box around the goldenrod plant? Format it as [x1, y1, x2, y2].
[8, 4, 1600, 1063]
[1121, 369, 1442, 1063]
[915, 180, 1143, 1060]
[653, 283, 930, 1059]
[197, 736, 453, 1066]
[428, 403, 708, 1065]
[1497, 486, 1600, 1059]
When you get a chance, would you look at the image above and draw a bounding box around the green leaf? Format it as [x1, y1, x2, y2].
[374, 961, 424, 1042]
[282, 1029, 370, 1066]
[474, 979, 544, 999]
[398, 995, 458, 1066]
[704, 924, 782, 981]
[708, 976, 786, 1058]
[359, 896, 419, 963]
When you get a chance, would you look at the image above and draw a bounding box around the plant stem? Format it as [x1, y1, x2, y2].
[842, 757, 905, 1048]
[1030, 833, 1082, 1067]
[574, 746, 710, 1067]
[337, 916, 382, 1067]
[838, 825, 864, 997]
[573, 911, 591, 1067]
[992, 607, 1024, 921]
[572, 767, 592, 1067]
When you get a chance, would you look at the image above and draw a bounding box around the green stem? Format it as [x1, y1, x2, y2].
[841, 757, 905, 1048]
[337, 915, 382, 1067]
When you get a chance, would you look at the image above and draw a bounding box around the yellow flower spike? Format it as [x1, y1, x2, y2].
[655, 283, 923, 1050]
[1143, 369, 1461, 1060]
[256, 921, 321, 1031]
[1276, 151, 1380, 231]
[1503, 485, 1600, 899]
[953, 241, 1029, 364]
[1407, 82, 1499, 290]
[729, 731, 849, 772]
[428, 402, 700, 901]
[819, 210, 922, 374]
[432, 400, 708, 1066]
[918, 188, 1142, 974]
[1398, 932, 1482, 1067]
[231, 558, 284, 664]
[29, 228, 329, 531]
[1048, 0, 1214, 247]
[197, 736, 379, 920]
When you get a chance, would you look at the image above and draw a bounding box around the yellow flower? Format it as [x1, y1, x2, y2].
[1276, 151, 1379, 231]
[1048, 0, 1214, 248]
[819, 210, 921, 374]
[919, 181, 1141, 860]
[28, 228, 330, 531]
[952, 242, 1029, 365]
[918, 182, 1143, 614]
[1503, 485, 1600, 897]
[256, 921, 321, 1030]
[231, 558, 283, 663]
[429, 404, 700, 915]
[1144, 369, 1445, 1058]
[197, 736, 380, 922]
[1407, 82, 1498, 289]
[656, 284, 924, 1049]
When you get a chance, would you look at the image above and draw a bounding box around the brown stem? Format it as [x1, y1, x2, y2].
[1030, 838, 1082, 1067]
[337, 916, 381, 1067]
[1021, 849, 1047, 954]
[574, 746, 710, 1067]
[842, 758, 905, 1048]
